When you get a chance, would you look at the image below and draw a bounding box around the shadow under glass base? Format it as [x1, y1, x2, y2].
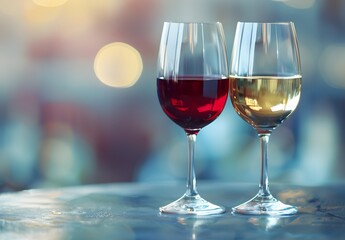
[160, 194, 225, 216]
[232, 193, 298, 216]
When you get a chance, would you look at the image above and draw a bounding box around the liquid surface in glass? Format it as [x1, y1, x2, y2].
[230, 75, 302, 130]
[157, 76, 229, 133]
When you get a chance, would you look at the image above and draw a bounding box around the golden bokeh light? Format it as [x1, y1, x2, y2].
[24, 0, 124, 39]
[94, 42, 143, 88]
[32, 0, 69, 7]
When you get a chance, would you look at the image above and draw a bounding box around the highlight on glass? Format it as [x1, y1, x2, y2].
[156, 22, 229, 215]
[229, 22, 302, 215]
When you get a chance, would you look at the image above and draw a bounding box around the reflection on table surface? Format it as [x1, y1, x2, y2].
[0, 182, 344, 239]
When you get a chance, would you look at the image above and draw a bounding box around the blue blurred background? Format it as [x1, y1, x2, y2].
[0, 0, 344, 191]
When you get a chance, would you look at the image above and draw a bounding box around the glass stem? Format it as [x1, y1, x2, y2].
[258, 133, 272, 197]
[185, 133, 199, 197]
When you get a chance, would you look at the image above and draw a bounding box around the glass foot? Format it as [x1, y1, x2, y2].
[160, 194, 225, 216]
[232, 193, 297, 216]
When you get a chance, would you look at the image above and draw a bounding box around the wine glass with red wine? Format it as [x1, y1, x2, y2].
[157, 22, 229, 215]
[230, 22, 302, 215]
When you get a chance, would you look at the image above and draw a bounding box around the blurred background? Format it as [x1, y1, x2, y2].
[0, 0, 344, 191]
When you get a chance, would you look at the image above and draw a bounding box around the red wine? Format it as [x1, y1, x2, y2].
[157, 76, 229, 134]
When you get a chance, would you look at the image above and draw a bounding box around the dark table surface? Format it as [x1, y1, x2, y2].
[0, 181, 344, 239]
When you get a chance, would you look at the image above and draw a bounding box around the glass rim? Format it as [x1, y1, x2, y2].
[237, 21, 294, 25]
[163, 21, 223, 25]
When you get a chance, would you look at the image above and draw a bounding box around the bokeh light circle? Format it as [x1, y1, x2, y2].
[32, 0, 69, 7]
[94, 42, 143, 88]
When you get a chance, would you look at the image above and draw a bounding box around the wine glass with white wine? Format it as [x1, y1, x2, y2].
[230, 22, 302, 215]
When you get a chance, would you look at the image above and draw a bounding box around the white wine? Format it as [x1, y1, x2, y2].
[230, 75, 302, 130]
